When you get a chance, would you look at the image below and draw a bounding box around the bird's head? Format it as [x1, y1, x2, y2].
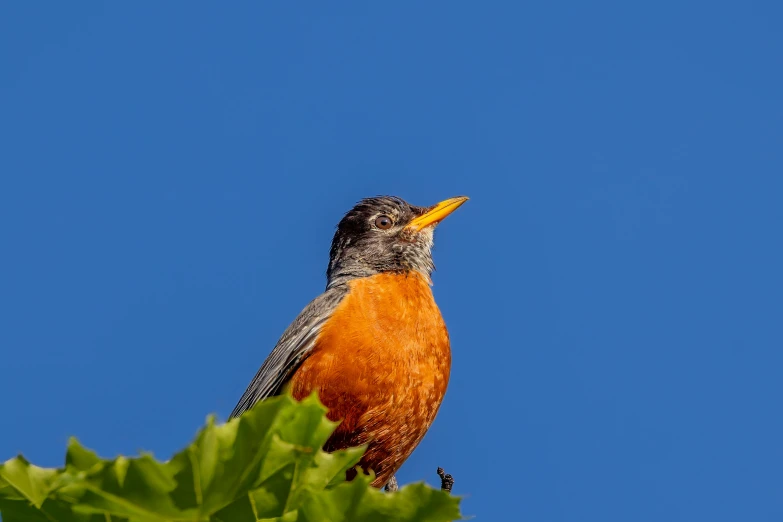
[326, 195, 468, 288]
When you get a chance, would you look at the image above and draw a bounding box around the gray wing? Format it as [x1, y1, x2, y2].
[230, 284, 348, 419]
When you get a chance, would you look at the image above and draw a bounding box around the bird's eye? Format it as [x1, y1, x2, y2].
[374, 215, 394, 230]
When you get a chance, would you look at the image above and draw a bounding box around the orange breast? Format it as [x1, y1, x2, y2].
[289, 271, 451, 487]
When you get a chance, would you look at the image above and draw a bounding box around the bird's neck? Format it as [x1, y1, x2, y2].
[327, 267, 433, 290]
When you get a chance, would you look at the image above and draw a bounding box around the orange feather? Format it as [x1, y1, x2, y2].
[289, 271, 451, 487]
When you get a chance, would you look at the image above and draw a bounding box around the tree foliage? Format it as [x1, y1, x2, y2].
[0, 395, 460, 521]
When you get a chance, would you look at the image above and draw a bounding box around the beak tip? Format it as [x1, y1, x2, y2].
[450, 196, 470, 208]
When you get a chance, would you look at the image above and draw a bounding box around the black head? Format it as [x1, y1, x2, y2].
[326, 195, 468, 288]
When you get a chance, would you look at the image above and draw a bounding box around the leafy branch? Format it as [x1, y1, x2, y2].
[0, 395, 461, 521]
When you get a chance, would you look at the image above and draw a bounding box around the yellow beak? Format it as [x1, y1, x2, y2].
[404, 196, 469, 232]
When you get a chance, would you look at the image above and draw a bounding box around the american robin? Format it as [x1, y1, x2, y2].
[231, 195, 468, 488]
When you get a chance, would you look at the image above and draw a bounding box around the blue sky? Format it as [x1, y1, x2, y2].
[1, 2, 782, 520]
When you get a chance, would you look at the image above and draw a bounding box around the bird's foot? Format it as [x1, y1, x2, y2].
[437, 467, 454, 493]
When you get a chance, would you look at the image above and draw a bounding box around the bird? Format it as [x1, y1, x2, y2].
[230, 195, 467, 488]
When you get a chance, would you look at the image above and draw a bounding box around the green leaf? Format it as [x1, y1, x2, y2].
[0, 456, 116, 522]
[0, 456, 60, 507]
[0, 394, 462, 522]
[310, 446, 366, 489]
[298, 476, 462, 522]
[64, 439, 101, 473]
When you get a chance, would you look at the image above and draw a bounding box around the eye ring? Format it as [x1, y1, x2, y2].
[374, 215, 394, 230]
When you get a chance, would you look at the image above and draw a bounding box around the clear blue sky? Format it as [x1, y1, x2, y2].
[1, 2, 781, 520]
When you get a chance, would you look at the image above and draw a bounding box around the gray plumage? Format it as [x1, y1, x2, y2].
[229, 284, 347, 418]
